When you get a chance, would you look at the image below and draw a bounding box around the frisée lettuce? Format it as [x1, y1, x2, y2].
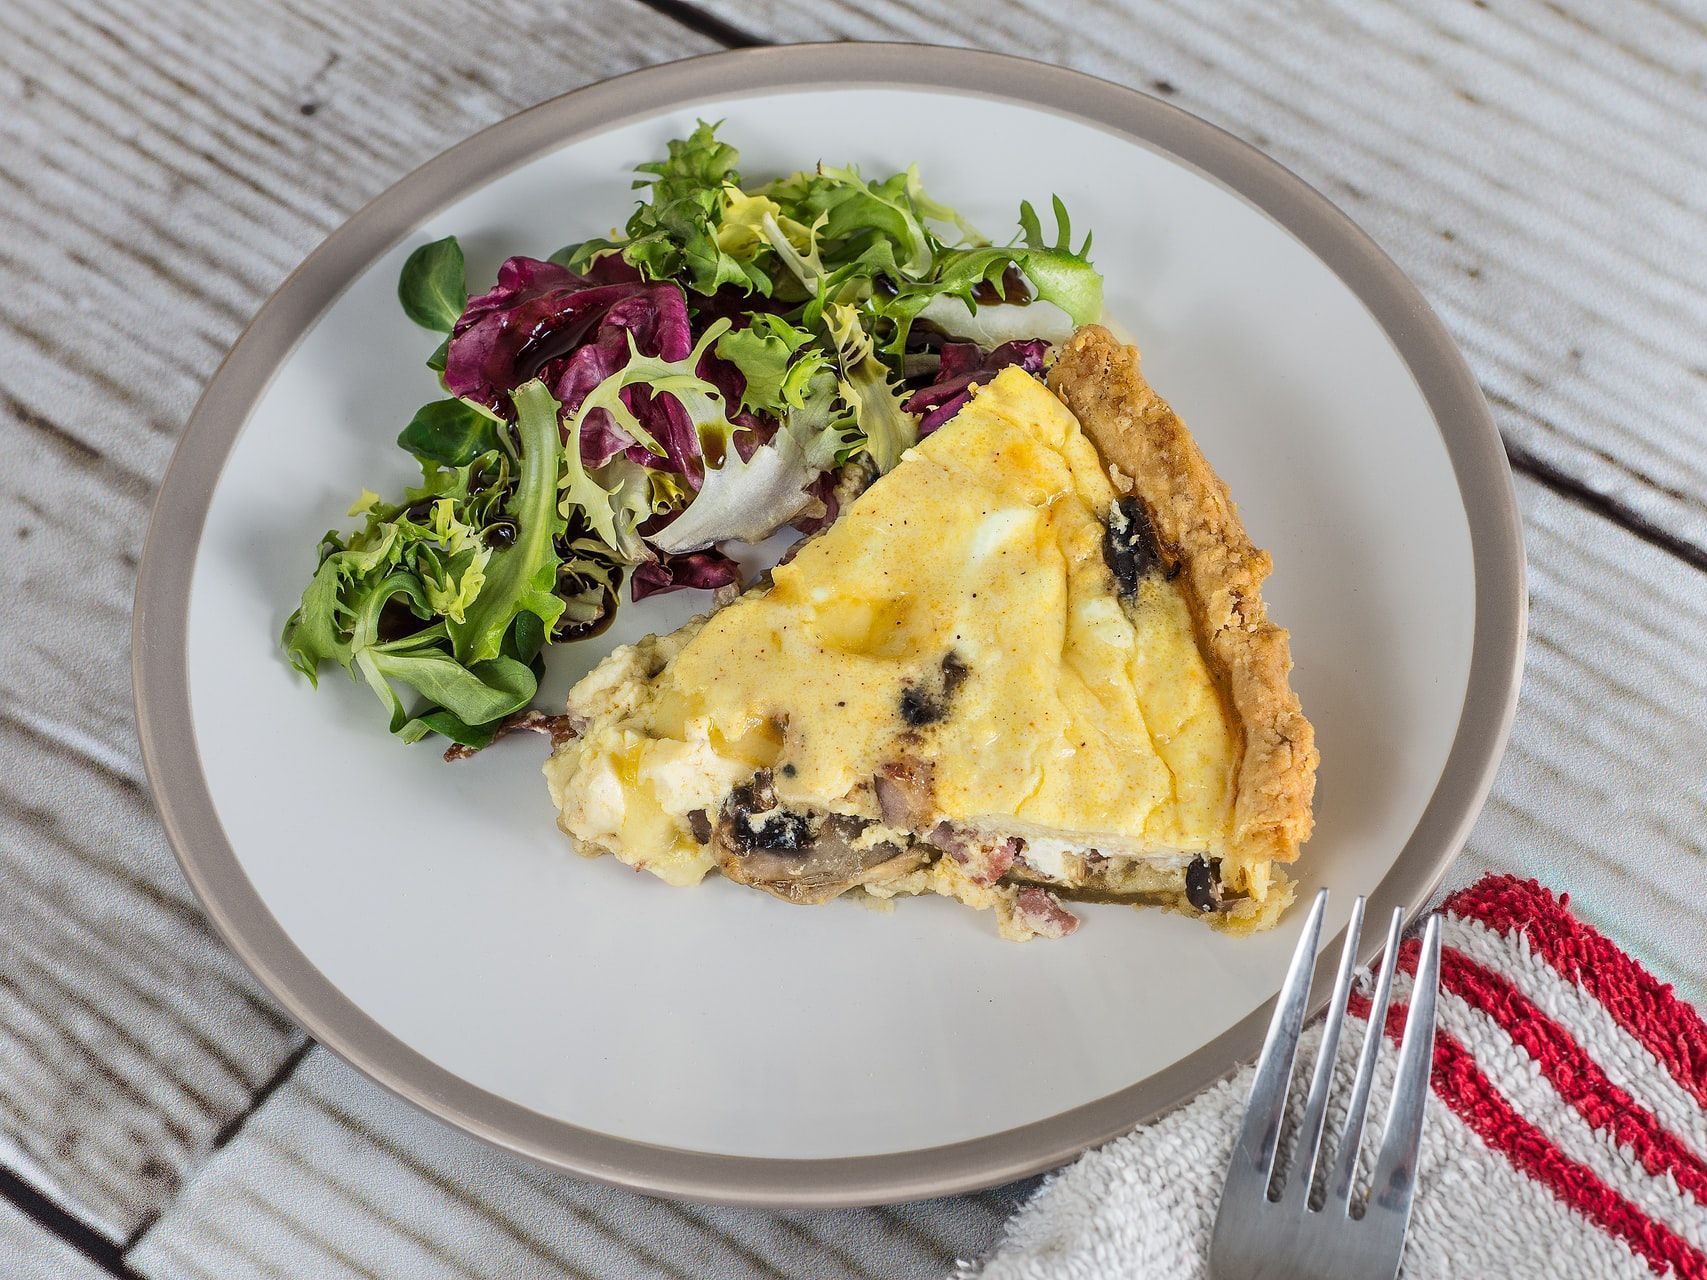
[284, 122, 1102, 750]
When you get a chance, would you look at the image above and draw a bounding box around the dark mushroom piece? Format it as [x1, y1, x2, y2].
[1103, 495, 1165, 597]
[713, 772, 929, 905]
[1184, 856, 1224, 913]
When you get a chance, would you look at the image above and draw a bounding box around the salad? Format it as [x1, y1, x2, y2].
[282, 123, 1104, 752]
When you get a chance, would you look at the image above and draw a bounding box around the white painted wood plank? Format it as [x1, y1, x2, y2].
[127, 1048, 1030, 1280]
[3, 0, 1702, 1268]
[126, 468, 1707, 1277]
[717, 0, 1707, 554]
[0, 716, 305, 1243]
[0, 4, 715, 761]
[1451, 481, 1707, 1004]
[0, 0, 713, 1241]
[0, 1196, 112, 1280]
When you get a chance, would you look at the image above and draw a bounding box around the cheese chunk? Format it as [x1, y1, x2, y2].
[547, 368, 1241, 883]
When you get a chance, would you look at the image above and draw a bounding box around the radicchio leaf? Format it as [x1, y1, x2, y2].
[446, 256, 664, 400]
[630, 548, 742, 600]
[445, 254, 767, 487]
[902, 338, 1050, 435]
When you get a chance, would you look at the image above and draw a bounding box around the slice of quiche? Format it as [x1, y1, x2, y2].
[544, 325, 1317, 939]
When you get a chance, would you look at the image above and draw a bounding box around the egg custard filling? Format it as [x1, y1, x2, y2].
[545, 326, 1317, 939]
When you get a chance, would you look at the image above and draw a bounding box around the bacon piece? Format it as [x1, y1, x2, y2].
[931, 823, 1018, 886]
[1013, 887, 1080, 939]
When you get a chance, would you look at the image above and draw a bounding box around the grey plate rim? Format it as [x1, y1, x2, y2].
[132, 42, 1526, 1208]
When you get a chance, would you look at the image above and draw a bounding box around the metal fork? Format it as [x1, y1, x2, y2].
[1209, 889, 1444, 1280]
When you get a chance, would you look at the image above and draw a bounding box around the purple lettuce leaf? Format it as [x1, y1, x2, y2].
[446, 255, 767, 483]
[789, 469, 841, 537]
[630, 547, 742, 600]
[446, 256, 676, 404]
[902, 338, 1051, 435]
[444, 255, 693, 466]
[553, 307, 699, 472]
[688, 282, 795, 331]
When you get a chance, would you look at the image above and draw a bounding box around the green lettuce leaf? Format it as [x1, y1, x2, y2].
[568, 121, 776, 296]
[368, 651, 535, 732]
[1013, 195, 1103, 324]
[397, 236, 467, 331]
[397, 398, 500, 467]
[862, 216, 1097, 356]
[714, 314, 818, 415]
[652, 365, 856, 552]
[824, 303, 917, 474]
[446, 379, 566, 664]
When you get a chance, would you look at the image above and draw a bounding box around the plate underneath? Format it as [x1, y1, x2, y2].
[134, 44, 1522, 1203]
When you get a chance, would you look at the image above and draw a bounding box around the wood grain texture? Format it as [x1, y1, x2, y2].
[0, 719, 303, 1243]
[714, 0, 1707, 557]
[2, 0, 1705, 1272]
[0, 1195, 114, 1280]
[0, 0, 712, 1240]
[127, 1049, 1031, 1280]
[1453, 479, 1707, 1004]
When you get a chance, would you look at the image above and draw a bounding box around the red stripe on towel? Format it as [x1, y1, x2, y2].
[1435, 947, 1707, 1207]
[1349, 980, 1707, 1279]
[1444, 876, 1707, 1109]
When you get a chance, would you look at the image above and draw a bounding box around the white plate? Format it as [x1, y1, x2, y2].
[134, 45, 1524, 1205]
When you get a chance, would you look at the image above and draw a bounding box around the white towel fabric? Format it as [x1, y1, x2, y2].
[966, 876, 1707, 1279]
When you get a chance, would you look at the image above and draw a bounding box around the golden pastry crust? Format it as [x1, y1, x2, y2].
[1048, 325, 1318, 867]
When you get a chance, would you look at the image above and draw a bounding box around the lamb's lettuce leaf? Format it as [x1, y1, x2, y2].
[282, 378, 569, 741]
[397, 236, 467, 331]
[397, 398, 500, 468]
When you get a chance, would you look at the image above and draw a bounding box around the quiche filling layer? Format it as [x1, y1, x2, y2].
[546, 368, 1286, 938]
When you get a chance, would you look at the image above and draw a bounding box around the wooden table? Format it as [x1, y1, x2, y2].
[3, 2, 1702, 1274]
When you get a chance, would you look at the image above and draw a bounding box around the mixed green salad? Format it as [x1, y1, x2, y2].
[283, 123, 1103, 752]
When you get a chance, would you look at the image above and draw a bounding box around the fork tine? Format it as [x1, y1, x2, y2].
[1284, 895, 1365, 1203]
[1325, 906, 1405, 1210]
[1367, 915, 1443, 1222]
[1226, 886, 1327, 1193]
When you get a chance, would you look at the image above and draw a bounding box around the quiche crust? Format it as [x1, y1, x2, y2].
[1048, 325, 1318, 877]
[547, 325, 1316, 939]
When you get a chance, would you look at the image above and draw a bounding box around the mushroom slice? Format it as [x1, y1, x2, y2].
[713, 773, 929, 905]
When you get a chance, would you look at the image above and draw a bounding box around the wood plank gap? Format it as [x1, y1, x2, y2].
[116, 1039, 314, 1257]
[661, 1204, 794, 1280]
[201, 1040, 315, 1162]
[1479, 375, 1707, 518]
[869, 1203, 978, 1266]
[0, 1162, 145, 1280]
[1505, 436, 1707, 575]
[629, 0, 768, 48]
[292, 1094, 622, 1277]
[0, 707, 143, 790]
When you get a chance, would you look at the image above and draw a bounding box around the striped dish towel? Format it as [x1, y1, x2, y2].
[968, 875, 1707, 1279]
